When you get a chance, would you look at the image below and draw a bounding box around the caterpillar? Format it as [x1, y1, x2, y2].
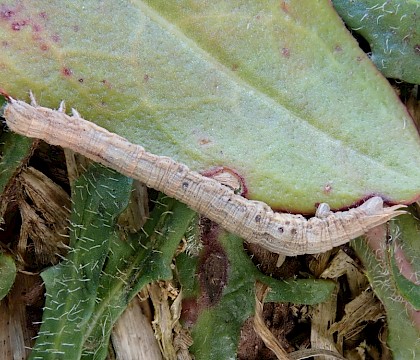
[3, 95, 407, 256]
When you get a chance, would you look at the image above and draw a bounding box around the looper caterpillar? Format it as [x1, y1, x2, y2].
[3, 95, 407, 256]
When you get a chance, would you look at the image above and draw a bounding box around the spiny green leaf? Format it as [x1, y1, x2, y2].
[387, 213, 420, 311]
[30, 164, 132, 360]
[0, 253, 16, 300]
[389, 211, 420, 274]
[30, 164, 195, 360]
[0, 131, 33, 194]
[81, 196, 196, 360]
[352, 213, 420, 360]
[390, 251, 420, 310]
[332, 0, 420, 83]
[265, 278, 335, 305]
[0, 1, 419, 211]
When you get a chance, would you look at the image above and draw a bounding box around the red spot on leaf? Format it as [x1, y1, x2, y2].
[39, 12, 48, 20]
[61, 67, 72, 77]
[32, 23, 41, 32]
[101, 79, 112, 89]
[0, 4, 22, 23]
[11, 21, 21, 30]
[1, 9, 14, 19]
[281, 47, 290, 58]
[280, 1, 289, 13]
[199, 250, 228, 306]
[202, 166, 248, 196]
[323, 182, 333, 194]
[51, 33, 60, 42]
[180, 221, 229, 325]
[180, 298, 199, 325]
[198, 138, 211, 145]
[39, 43, 49, 51]
[197, 221, 228, 307]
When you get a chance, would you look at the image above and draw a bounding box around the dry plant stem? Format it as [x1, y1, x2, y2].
[254, 282, 290, 359]
[254, 282, 347, 360]
[4, 97, 407, 256]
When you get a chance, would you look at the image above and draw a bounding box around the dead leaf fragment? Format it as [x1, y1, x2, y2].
[111, 297, 163, 360]
[254, 281, 290, 360]
[330, 290, 384, 344]
[17, 166, 70, 265]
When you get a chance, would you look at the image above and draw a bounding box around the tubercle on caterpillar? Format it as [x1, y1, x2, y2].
[3, 93, 407, 256]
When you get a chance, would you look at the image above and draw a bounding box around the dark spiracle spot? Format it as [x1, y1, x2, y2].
[182, 181, 189, 190]
[291, 228, 297, 235]
[278, 226, 284, 234]
[255, 215, 261, 223]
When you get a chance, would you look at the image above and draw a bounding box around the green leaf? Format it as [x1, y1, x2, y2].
[389, 251, 420, 310]
[388, 211, 420, 275]
[387, 213, 420, 311]
[30, 164, 132, 360]
[265, 278, 335, 305]
[81, 196, 196, 360]
[0, 1, 419, 212]
[180, 230, 334, 360]
[332, 0, 420, 83]
[352, 213, 420, 360]
[389, 241, 420, 312]
[0, 132, 33, 194]
[0, 253, 16, 300]
[29, 162, 195, 360]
